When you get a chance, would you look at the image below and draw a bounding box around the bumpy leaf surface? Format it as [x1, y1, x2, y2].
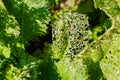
[0, 0, 50, 79]
[2, 0, 50, 41]
[55, 0, 120, 80]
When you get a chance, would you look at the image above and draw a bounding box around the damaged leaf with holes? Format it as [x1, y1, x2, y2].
[52, 11, 93, 79]
[52, 11, 92, 59]
[0, 0, 120, 80]
[54, 0, 120, 80]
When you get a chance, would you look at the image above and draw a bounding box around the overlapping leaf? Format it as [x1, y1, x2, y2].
[55, 0, 120, 80]
[0, 0, 51, 79]
[2, 0, 50, 41]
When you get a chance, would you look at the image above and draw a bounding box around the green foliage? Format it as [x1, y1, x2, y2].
[52, 11, 92, 59]
[0, 0, 51, 80]
[0, 0, 120, 80]
[54, 0, 120, 80]
[77, 0, 95, 13]
[52, 12, 70, 59]
[94, 0, 120, 17]
[2, 0, 50, 41]
[64, 12, 92, 57]
[56, 56, 89, 80]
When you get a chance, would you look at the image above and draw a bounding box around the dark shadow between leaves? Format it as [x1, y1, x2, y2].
[82, 57, 107, 80]
[37, 58, 61, 80]
[77, 0, 109, 27]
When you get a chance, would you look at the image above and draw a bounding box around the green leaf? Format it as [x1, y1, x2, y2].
[53, 11, 93, 79]
[0, 45, 10, 58]
[2, 0, 51, 41]
[94, 0, 120, 17]
[55, 0, 120, 80]
[0, 0, 120, 79]
[55, 56, 89, 80]
[86, 0, 120, 79]
[0, 1, 45, 79]
[52, 11, 92, 60]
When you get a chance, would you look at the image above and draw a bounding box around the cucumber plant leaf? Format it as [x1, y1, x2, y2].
[54, 0, 120, 80]
[2, 0, 51, 41]
[0, 0, 51, 79]
[0, 0, 120, 80]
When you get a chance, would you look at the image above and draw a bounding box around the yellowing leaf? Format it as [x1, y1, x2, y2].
[2, 46, 10, 58]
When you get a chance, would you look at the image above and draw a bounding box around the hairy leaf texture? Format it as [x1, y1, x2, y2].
[0, 8, 39, 79]
[94, 0, 120, 17]
[0, 1, 49, 79]
[0, 9, 20, 58]
[2, 0, 51, 41]
[56, 56, 89, 80]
